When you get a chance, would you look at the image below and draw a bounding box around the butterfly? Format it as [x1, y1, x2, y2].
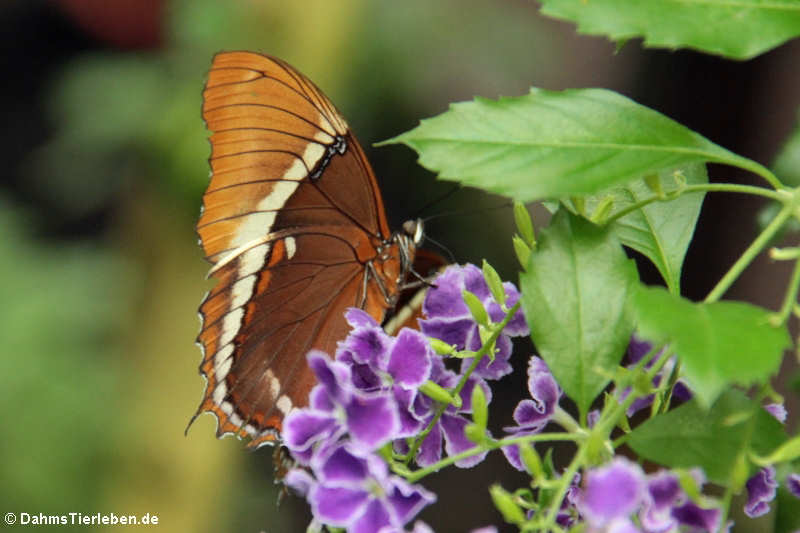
[190, 51, 426, 448]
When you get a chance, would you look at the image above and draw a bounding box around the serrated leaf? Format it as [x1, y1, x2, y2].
[520, 210, 637, 414]
[587, 164, 707, 293]
[538, 0, 800, 60]
[384, 88, 769, 202]
[633, 286, 790, 407]
[627, 390, 787, 485]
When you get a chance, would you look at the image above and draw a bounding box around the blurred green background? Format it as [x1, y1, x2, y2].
[1, 1, 798, 532]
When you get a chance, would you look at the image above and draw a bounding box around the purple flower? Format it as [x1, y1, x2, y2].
[337, 309, 434, 439]
[744, 466, 777, 518]
[395, 358, 492, 468]
[502, 356, 561, 471]
[787, 473, 800, 498]
[420, 264, 528, 381]
[639, 472, 682, 532]
[764, 402, 787, 423]
[290, 443, 436, 533]
[620, 336, 692, 417]
[283, 351, 400, 462]
[338, 308, 433, 391]
[671, 502, 720, 532]
[579, 458, 647, 526]
[605, 518, 642, 533]
[379, 522, 435, 533]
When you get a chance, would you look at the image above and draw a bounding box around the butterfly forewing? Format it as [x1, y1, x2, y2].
[193, 51, 410, 447]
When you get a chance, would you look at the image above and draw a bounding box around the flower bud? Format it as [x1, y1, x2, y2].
[482, 259, 506, 308]
[513, 201, 535, 247]
[462, 289, 489, 327]
[513, 235, 531, 270]
[489, 484, 526, 525]
[471, 382, 488, 430]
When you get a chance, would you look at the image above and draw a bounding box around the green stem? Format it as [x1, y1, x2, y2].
[705, 202, 796, 303]
[539, 445, 586, 530]
[593, 345, 670, 437]
[551, 406, 584, 435]
[604, 183, 786, 225]
[774, 256, 800, 326]
[403, 302, 521, 465]
[403, 432, 580, 483]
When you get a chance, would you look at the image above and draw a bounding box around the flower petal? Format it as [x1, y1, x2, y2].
[345, 392, 400, 451]
[308, 350, 352, 405]
[386, 477, 437, 525]
[316, 444, 369, 484]
[310, 485, 369, 525]
[342, 324, 392, 366]
[415, 420, 443, 467]
[788, 473, 800, 498]
[419, 317, 473, 349]
[764, 402, 787, 423]
[441, 413, 487, 467]
[283, 410, 339, 456]
[285, 468, 315, 497]
[351, 499, 393, 533]
[387, 329, 433, 387]
[462, 263, 490, 300]
[671, 502, 720, 531]
[580, 458, 646, 526]
[466, 334, 513, 380]
[423, 266, 470, 319]
[744, 466, 777, 518]
[345, 307, 380, 328]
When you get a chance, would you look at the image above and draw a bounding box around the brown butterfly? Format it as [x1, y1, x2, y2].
[190, 51, 426, 448]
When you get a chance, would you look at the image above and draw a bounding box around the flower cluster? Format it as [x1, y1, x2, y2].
[278, 262, 798, 533]
[282, 264, 528, 532]
[577, 458, 721, 533]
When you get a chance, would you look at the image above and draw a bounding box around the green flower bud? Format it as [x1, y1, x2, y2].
[462, 289, 489, 327]
[471, 382, 488, 430]
[513, 201, 535, 247]
[489, 484, 526, 525]
[482, 259, 506, 308]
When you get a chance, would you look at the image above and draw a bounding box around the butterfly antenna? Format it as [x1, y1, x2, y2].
[422, 233, 456, 265]
[422, 200, 513, 223]
[412, 184, 461, 219]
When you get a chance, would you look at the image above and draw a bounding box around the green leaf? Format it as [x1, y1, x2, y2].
[776, 483, 800, 533]
[757, 433, 800, 465]
[520, 210, 637, 414]
[587, 164, 707, 293]
[384, 88, 770, 202]
[627, 390, 787, 485]
[538, 0, 800, 60]
[633, 286, 790, 407]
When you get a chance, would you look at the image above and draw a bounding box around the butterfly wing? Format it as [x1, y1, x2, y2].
[193, 52, 407, 447]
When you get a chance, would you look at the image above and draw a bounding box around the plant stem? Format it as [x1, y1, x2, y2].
[705, 202, 796, 303]
[539, 445, 586, 530]
[403, 302, 521, 465]
[604, 183, 786, 225]
[403, 432, 580, 483]
[774, 256, 800, 326]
